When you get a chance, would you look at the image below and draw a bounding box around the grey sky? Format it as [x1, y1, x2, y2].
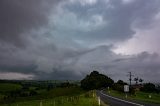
[0, 0, 160, 83]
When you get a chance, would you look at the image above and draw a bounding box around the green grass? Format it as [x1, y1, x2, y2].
[45, 87, 85, 97]
[130, 91, 160, 103]
[0, 97, 98, 106]
[32, 87, 86, 100]
[0, 87, 84, 103]
[0, 82, 108, 106]
[0, 83, 22, 92]
[0, 94, 4, 99]
[106, 89, 160, 104]
[1, 90, 106, 106]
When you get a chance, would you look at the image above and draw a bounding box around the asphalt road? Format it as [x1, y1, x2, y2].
[96, 90, 160, 106]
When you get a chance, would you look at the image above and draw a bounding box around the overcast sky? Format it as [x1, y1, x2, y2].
[0, 0, 160, 83]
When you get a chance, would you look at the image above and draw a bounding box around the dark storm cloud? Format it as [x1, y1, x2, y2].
[0, 0, 63, 78]
[33, 45, 160, 82]
[0, 0, 61, 46]
[109, 52, 160, 82]
[0, 0, 160, 82]
[35, 69, 83, 80]
[62, 0, 160, 42]
[0, 64, 37, 74]
[74, 46, 160, 82]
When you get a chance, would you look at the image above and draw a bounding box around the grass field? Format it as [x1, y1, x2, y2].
[1, 90, 106, 106]
[0, 83, 22, 92]
[0, 87, 85, 103]
[0, 86, 107, 106]
[106, 89, 160, 104]
[0, 81, 108, 106]
[1, 95, 98, 106]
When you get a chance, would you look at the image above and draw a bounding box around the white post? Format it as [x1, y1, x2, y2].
[93, 91, 95, 97]
[108, 87, 110, 93]
[40, 101, 42, 106]
[98, 96, 100, 106]
[125, 93, 128, 98]
[54, 100, 55, 106]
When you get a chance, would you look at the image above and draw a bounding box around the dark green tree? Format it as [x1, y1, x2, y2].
[117, 80, 127, 85]
[29, 90, 37, 96]
[156, 85, 160, 94]
[134, 77, 139, 85]
[140, 83, 156, 93]
[112, 80, 127, 92]
[139, 78, 143, 84]
[81, 71, 114, 90]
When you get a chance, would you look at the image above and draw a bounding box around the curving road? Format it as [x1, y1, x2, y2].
[96, 90, 160, 106]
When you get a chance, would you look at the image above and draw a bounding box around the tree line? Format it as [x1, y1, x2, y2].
[80, 71, 160, 94]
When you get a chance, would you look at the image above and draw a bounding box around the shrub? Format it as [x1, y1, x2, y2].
[140, 83, 156, 93]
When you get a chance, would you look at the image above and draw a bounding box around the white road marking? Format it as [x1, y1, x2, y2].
[100, 90, 144, 106]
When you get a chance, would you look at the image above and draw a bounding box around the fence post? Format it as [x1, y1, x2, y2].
[98, 96, 100, 106]
[40, 101, 42, 106]
[54, 100, 55, 106]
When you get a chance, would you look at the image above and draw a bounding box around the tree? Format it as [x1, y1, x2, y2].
[139, 78, 143, 84]
[156, 85, 160, 94]
[117, 80, 127, 85]
[81, 71, 114, 90]
[29, 90, 37, 96]
[112, 80, 128, 92]
[134, 77, 139, 85]
[140, 83, 156, 93]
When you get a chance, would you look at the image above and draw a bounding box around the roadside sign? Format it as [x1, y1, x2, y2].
[124, 85, 129, 92]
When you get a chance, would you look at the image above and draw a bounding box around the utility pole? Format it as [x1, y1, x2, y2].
[127, 72, 134, 87]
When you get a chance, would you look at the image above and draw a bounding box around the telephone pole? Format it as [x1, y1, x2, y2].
[127, 72, 134, 87]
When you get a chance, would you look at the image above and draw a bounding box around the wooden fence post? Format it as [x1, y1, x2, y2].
[98, 96, 101, 106]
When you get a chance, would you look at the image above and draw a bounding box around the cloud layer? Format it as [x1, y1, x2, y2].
[0, 0, 160, 82]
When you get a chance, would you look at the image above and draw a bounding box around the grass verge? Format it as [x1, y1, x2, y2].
[106, 89, 160, 104]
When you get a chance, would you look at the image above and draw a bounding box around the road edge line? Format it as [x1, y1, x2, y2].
[100, 90, 144, 106]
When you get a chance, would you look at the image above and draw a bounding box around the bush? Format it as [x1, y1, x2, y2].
[29, 90, 37, 96]
[140, 83, 156, 93]
[155, 85, 160, 94]
[112, 83, 124, 92]
[112, 80, 128, 92]
[129, 87, 136, 95]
